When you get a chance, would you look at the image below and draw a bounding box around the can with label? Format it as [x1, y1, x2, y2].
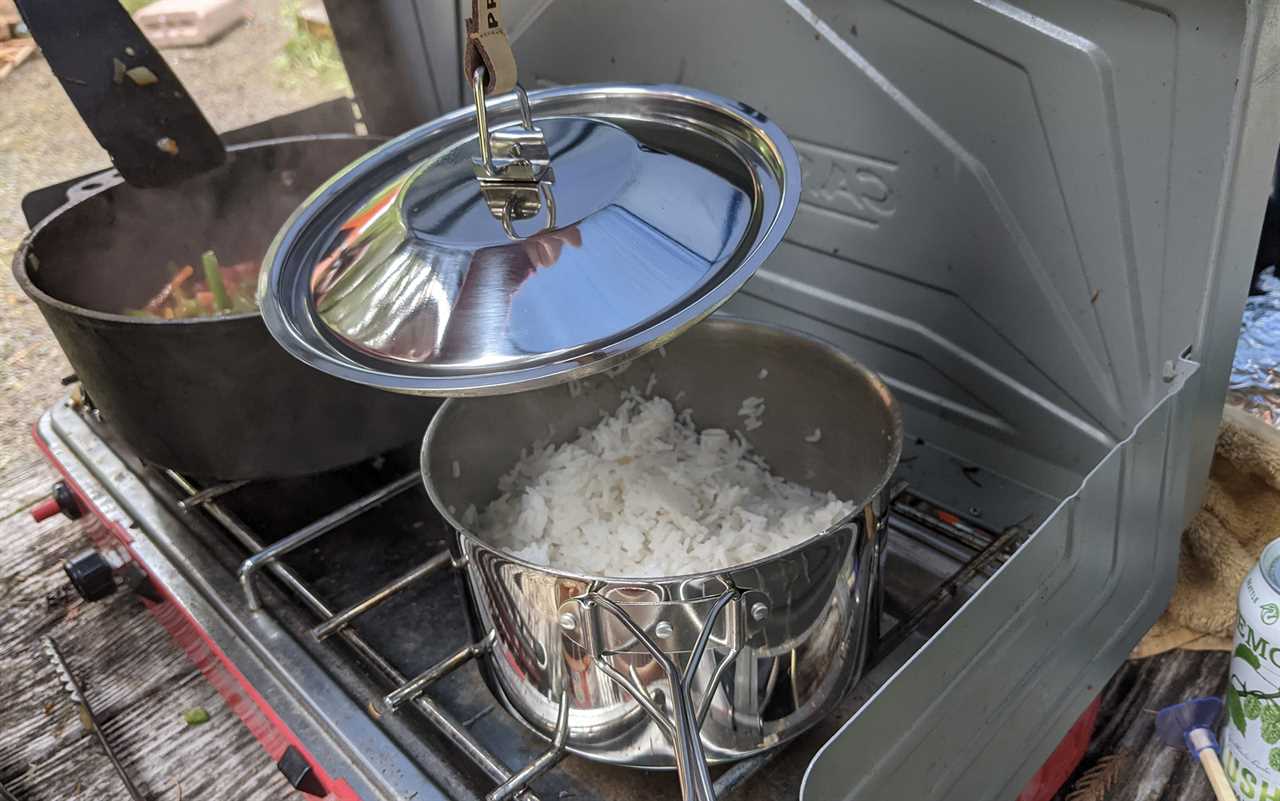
[1223, 538, 1280, 800]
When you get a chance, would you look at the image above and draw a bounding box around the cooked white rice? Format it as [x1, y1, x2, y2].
[471, 392, 854, 576]
[738, 396, 765, 432]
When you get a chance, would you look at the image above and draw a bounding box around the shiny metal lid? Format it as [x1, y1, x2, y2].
[259, 84, 800, 396]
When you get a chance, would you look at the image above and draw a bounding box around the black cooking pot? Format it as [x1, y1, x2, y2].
[13, 136, 438, 479]
[11, 0, 438, 480]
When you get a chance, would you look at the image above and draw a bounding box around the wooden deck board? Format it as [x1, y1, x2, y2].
[1051, 650, 1232, 801]
[0, 454, 297, 801]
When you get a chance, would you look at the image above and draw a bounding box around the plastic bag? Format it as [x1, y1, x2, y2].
[1230, 268, 1280, 425]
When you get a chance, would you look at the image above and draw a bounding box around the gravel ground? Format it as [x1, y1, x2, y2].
[0, 0, 346, 474]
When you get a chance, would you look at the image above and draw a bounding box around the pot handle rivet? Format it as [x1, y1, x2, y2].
[654, 621, 674, 639]
[750, 602, 770, 622]
[558, 612, 577, 632]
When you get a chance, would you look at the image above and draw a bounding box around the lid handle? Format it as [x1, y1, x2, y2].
[463, 1, 556, 239]
[470, 66, 557, 240]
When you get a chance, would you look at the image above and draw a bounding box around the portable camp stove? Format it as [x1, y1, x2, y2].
[29, 392, 1067, 801]
[15, 0, 1273, 796]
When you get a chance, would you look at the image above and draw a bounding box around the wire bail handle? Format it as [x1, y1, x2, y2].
[575, 587, 747, 801]
[470, 66, 556, 240]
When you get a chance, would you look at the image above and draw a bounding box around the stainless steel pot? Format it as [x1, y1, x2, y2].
[421, 317, 902, 799]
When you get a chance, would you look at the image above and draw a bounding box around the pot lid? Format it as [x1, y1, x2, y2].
[259, 84, 800, 396]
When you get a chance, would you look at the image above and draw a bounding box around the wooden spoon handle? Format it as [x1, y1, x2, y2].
[1198, 748, 1239, 801]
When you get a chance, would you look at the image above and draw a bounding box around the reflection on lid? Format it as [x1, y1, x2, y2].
[311, 182, 404, 297]
[308, 117, 753, 369]
[507, 207, 720, 355]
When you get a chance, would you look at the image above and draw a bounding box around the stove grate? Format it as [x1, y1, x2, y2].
[165, 468, 1022, 801]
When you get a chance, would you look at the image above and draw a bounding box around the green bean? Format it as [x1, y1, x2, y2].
[201, 250, 230, 312]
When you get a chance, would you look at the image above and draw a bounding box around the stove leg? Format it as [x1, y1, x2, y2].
[277, 744, 327, 798]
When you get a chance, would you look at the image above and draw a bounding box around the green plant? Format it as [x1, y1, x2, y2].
[273, 0, 350, 93]
[1239, 644, 1264, 671]
[1248, 695, 1265, 720]
[1263, 714, 1280, 745]
[1265, 700, 1280, 726]
[1230, 686, 1248, 735]
[120, 0, 157, 13]
[1229, 665, 1280, 740]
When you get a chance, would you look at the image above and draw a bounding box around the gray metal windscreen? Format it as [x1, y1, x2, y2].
[475, 0, 1242, 496]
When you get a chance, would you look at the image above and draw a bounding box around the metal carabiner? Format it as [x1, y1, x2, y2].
[471, 66, 556, 238]
[499, 181, 557, 240]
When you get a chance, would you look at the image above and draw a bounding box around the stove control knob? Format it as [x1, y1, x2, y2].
[31, 482, 83, 523]
[64, 549, 117, 602]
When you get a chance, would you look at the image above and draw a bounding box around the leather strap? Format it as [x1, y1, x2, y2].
[464, 0, 518, 95]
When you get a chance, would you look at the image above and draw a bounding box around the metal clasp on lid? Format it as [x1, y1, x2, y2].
[471, 67, 556, 239]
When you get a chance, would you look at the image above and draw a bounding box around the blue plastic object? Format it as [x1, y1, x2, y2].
[1156, 697, 1225, 756]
